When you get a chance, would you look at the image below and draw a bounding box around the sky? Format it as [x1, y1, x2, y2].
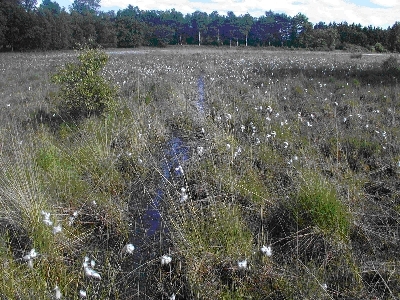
[54, 0, 399, 28]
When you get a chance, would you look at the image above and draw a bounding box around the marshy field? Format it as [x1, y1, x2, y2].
[0, 47, 399, 299]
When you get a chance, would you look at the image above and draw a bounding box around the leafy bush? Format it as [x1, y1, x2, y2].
[374, 42, 385, 53]
[51, 48, 117, 119]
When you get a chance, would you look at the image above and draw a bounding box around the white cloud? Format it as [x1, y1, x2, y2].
[370, 0, 398, 7]
[99, 0, 399, 28]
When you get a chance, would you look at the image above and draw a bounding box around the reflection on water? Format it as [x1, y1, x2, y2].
[144, 137, 189, 236]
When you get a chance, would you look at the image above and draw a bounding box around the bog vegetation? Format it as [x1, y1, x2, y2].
[1, 0, 400, 52]
[0, 47, 399, 299]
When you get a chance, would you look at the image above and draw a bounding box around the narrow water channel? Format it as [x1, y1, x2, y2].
[124, 73, 207, 295]
[144, 137, 189, 236]
[143, 74, 206, 236]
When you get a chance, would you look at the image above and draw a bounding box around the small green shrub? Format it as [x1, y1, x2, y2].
[374, 42, 385, 53]
[51, 48, 117, 119]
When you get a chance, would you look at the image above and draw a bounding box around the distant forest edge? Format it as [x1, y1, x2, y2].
[1, 0, 400, 52]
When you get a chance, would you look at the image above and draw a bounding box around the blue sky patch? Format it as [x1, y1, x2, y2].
[349, 0, 384, 8]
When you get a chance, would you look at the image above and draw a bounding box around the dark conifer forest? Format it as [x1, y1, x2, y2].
[0, 0, 399, 52]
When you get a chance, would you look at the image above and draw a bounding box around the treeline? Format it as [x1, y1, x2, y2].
[1, 0, 400, 51]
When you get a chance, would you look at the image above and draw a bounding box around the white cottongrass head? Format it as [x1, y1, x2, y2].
[23, 248, 38, 261]
[196, 146, 204, 156]
[79, 290, 87, 298]
[41, 210, 53, 226]
[41, 211, 50, 218]
[174, 165, 184, 176]
[54, 285, 61, 299]
[83, 256, 101, 280]
[237, 259, 247, 270]
[27, 259, 34, 268]
[122, 243, 135, 254]
[180, 187, 188, 203]
[261, 245, 272, 257]
[83, 256, 89, 268]
[68, 211, 78, 226]
[53, 225, 62, 234]
[84, 266, 101, 280]
[234, 147, 242, 158]
[161, 254, 172, 265]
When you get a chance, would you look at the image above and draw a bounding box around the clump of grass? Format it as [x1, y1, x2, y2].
[175, 202, 253, 298]
[235, 166, 272, 206]
[292, 85, 305, 98]
[320, 132, 381, 172]
[34, 122, 126, 211]
[0, 147, 82, 298]
[0, 74, 164, 297]
[291, 169, 351, 241]
[382, 55, 399, 72]
[350, 52, 363, 59]
[281, 256, 363, 299]
[184, 202, 252, 259]
[342, 136, 381, 172]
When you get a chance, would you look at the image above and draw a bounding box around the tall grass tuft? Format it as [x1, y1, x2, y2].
[292, 169, 351, 241]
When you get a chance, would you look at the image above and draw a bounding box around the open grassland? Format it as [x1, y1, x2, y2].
[0, 47, 399, 299]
